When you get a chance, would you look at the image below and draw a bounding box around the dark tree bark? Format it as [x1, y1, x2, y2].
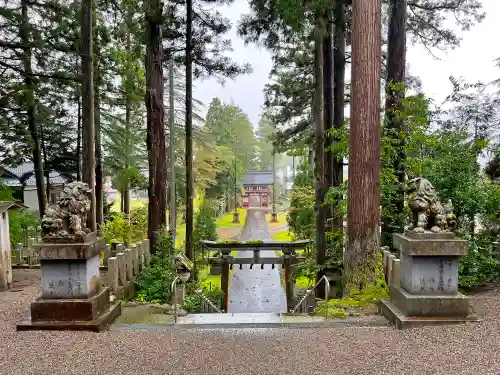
[21, 0, 47, 216]
[123, 9, 133, 215]
[332, 0, 346, 233]
[76, 57, 82, 182]
[382, 0, 407, 245]
[345, 0, 381, 292]
[323, 13, 334, 223]
[185, 0, 194, 260]
[94, 47, 103, 227]
[146, 0, 167, 247]
[81, 0, 96, 232]
[313, 14, 326, 295]
[123, 97, 131, 215]
[40, 127, 50, 201]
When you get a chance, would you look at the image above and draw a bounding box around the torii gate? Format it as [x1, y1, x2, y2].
[202, 239, 310, 311]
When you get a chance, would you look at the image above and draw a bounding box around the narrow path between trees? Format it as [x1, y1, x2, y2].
[227, 200, 287, 314]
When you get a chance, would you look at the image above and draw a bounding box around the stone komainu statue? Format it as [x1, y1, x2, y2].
[42, 181, 93, 239]
[407, 177, 457, 233]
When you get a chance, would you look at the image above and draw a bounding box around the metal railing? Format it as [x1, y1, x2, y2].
[290, 275, 331, 316]
[171, 277, 224, 323]
[193, 289, 224, 313]
[171, 276, 181, 323]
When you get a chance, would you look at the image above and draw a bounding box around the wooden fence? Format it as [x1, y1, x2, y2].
[106, 239, 151, 299]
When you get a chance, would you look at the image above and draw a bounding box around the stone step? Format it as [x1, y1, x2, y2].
[172, 313, 389, 329]
[111, 313, 389, 330]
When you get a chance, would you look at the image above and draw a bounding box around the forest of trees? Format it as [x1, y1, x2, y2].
[2, 0, 500, 295]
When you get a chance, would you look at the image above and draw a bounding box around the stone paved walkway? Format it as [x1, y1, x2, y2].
[2, 272, 500, 375]
[227, 204, 287, 314]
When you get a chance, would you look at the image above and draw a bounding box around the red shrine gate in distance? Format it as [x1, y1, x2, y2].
[242, 171, 274, 208]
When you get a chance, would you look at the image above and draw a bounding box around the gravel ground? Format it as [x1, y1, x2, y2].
[1, 269, 500, 374]
[227, 206, 287, 314]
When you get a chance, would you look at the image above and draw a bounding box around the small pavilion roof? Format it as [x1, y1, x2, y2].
[0, 201, 27, 214]
[242, 171, 274, 186]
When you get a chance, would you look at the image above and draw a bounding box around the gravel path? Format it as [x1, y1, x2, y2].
[2, 269, 500, 374]
[227, 206, 287, 314]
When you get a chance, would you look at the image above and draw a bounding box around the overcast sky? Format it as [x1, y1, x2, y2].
[193, 0, 500, 127]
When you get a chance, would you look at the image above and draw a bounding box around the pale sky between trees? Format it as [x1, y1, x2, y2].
[193, 0, 500, 129]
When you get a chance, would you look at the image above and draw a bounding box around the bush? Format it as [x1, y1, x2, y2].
[135, 231, 175, 303]
[182, 284, 224, 313]
[458, 233, 500, 289]
[101, 206, 148, 244]
[193, 200, 218, 259]
[9, 209, 41, 246]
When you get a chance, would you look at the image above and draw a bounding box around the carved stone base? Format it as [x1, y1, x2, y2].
[17, 302, 121, 332]
[389, 286, 470, 317]
[17, 287, 121, 332]
[30, 287, 111, 322]
[379, 299, 480, 329]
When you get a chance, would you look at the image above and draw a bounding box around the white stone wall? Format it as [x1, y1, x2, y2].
[23, 188, 39, 211]
[0, 212, 12, 288]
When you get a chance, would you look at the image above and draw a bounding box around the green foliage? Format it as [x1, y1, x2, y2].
[0, 182, 14, 201]
[314, 253, 388, 318]
[287, 163, 315, 241]
[458, 233, 500, 289]
[203, 98, 258, 205]
[135, 231, 175, 303]
[101, 206, 148, 244]
[103, 191, 114, 223]
[193, 201, 218, 257]
[182, 287, 224, 313]
[8, 209, 41, 247]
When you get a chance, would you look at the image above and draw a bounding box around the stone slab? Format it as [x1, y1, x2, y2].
[115, 281, 136, 301]
[379, 299, 480, 329]
[404, 230, 455, 240]
[17, 301, 122, 332]
[390, 286, 469, 317]
[42, 232, 97, 244]
[393, 233, 467, 256]
[400, 253, 460, 295]
[40, 255, 101, 299]
[34, 237, 105, 260]
[31, 287, 111, 322]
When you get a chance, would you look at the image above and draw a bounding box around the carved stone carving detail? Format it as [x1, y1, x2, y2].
[407, 177, 456, 233]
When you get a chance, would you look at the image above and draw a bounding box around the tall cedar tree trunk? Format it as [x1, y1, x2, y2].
[382, 0, 407, 245]
[81, 0, 96, 232]
[123, 98, 131, 214]
[313, 14, 326, 295]
[21, 0, 47, 216]
[76, 57, 82, 181]
[40, 125, 50, 200]
[185, 0, 194, 260]
[123, 10, 133, 215]
[145, 0, 167, 247]
[345, 0, 381, 292]
[332, 0, 345, 233]
[168, 61, 176, 244]
[94, 19, 103, 227]
[323, 13, 334, 224]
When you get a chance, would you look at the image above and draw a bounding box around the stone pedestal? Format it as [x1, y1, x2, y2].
[17, 233, 121, 332]
[232, 211, 240, 224]
[380, 230, 479, 329]
[270, 212, 278, 223]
